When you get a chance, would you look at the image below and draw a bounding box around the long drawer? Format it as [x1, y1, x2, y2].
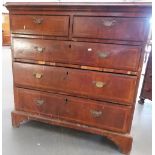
[13, 38, 141, 71]
[73, 16, 148, 41]
[15, 87, 132, 133]
[11, 15, 69, 37]
[14, 62, 137, 105]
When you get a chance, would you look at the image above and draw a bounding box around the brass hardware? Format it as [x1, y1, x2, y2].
[98, 52, 109, 58]
[91, 110, 102, 118]
[36, 99, 44, 106]
[88, 48, 92, 52]
[37, 61, 46, 65]
[33, 17, 43, 24]
[102, 18, 117, 27]
[34, 46, 45, 53]
[50, 62, 56, 66]
[33, 73, 43, 79]
[93, 81, 106, 88]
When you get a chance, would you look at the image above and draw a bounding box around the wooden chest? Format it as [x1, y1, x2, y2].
[5, 2, 151, 154]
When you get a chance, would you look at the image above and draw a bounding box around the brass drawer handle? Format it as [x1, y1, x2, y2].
[36, 99, 44, 106]
[93, 81, 106, 88]
[33, 73, 43, 79]
[33, 17, 44, 24]
[91, 110, 102, 118]
[98, 52, 109, 58]
[88, 48, 92, 52]
[102, 18, 117, 27]
[34, 46, 45, 53]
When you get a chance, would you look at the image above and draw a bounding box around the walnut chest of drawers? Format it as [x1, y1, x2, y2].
[6, 2, 151, 154]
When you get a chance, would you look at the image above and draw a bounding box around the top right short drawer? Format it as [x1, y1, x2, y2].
[72, 16, 148, 41]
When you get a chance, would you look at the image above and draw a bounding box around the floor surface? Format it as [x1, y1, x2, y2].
[2, 47, 152, 155]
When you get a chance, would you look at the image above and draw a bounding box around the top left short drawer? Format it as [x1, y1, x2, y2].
[10, 15, 70, 37]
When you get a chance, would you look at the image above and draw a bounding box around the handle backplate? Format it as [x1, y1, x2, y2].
[34, 46, 45, 53]
[102, 18, 117, 27]
[93, 81, 106, 88]
[91, 110, 102, 118]
[98, 52, 109, 58]
[33, 73, 43, 79]
[36, 99, 44, 106]
[33, 17, 43, 24]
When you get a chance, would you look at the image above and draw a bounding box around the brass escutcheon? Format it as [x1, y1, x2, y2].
[93, 81, 106, 88]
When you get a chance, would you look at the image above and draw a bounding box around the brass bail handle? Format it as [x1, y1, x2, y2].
[93, 81, 106, 88]
[36, 99, 44, 106]
[98, 52, 109, 58]
[34, 46, 45, 53]
[91, 110, 102, 118]
[33, 17, 44, 24]
[102, 18, 117, 27]
[33, 72, 43, 79]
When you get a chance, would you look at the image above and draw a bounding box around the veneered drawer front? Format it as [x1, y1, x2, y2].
[73, 16, 148, 41]
[11, 15, 69, 37]
[13, 38, 141, 71]
[15, 87, 132, 133]
[14, 63, 137, 105]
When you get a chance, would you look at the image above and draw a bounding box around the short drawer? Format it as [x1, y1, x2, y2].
[14, 62, 137, 105]
[15, 87, 132, 133]
[13, 38, 141, 71]
[73, 16, 148, 41]
[11, 15, 69, 37]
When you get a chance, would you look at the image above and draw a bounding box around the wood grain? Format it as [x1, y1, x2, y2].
[13, 37, 141, 71]
[6, 2, 151, 154]
[13, 62, 137, 105]
[11, 14, 69, 37]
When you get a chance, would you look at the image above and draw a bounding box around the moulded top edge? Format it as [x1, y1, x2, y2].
[4, 2, 152, 8]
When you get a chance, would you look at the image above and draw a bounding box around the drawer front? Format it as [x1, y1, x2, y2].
[13, 38, 141, 71]
[14, 63, 137, 105]
[15, 87, 132, 133]
[73, 16, 148, 41]
[11, 15, 69, 37]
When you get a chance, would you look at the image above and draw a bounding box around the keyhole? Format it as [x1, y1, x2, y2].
[63, 71, 69, 80]
[64, 98, 68, 104]
[69, 44, 71, 48]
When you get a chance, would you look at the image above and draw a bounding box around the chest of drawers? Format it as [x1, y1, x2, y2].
[6, 2, 151, 154]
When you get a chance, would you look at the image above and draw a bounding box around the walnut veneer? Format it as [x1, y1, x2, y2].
[5, 2, 151, 154]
